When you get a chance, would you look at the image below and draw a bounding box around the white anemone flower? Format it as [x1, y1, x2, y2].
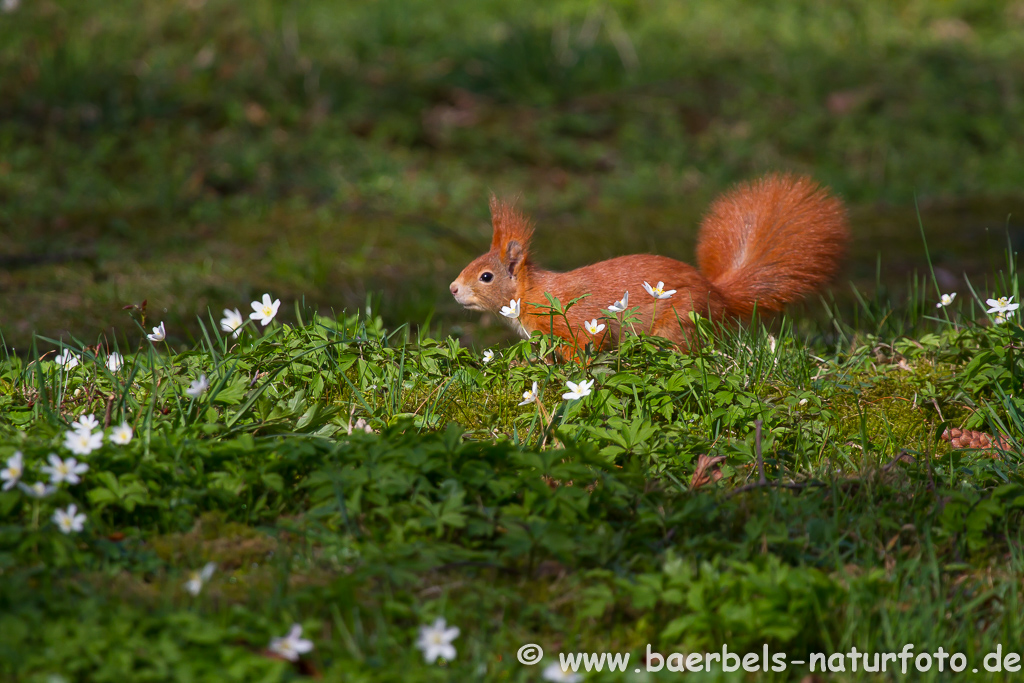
[542, 662, 584, 682]
[608, 291, 629, 313]
[185, 562, 217, 596]
[499, 298, 521, 319]
[642, 280, 676, 299]
[147, 322, 166, 342]
[268, 624, 314, 661]
[71, 413, 100, 433]
[518, 381, 539, 406]
[56, 349, 80, 370]
[106, 352, 124, 372]
[583, 319, 605, 335]
[41, 454, 89, 485]
[220, 308, 245, 337]
[415, 618, 460, 663]
[110, 422, 134, 445]
[249, 293, 281, 326]
[1, 451, 24, 491]
[63, 429, 104, 456]
[186, 374, 210, 398]
[995, 314, 1008, 325]
[53, 504, 86, 534]
[562, 379, 595, 400]
[936, 293, 956, 308]
[986, 296, 1020, 316]
[482, 350, 495, 364]
[19, 481, 56, 498]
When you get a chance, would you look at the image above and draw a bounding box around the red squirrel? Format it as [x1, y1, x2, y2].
[450, 173, 849, 353]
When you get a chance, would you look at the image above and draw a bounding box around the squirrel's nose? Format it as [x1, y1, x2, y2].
[449, 282, 459, 295]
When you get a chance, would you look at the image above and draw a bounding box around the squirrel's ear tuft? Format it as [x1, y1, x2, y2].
[489, 195, 534, 262]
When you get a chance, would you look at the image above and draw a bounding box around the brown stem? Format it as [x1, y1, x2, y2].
[755, 419, 767, 486]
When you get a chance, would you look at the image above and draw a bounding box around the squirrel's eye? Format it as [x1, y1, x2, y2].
[479, 272, 494, 283]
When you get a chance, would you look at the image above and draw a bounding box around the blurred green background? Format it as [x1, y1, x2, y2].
[1, 0, 1023, 351]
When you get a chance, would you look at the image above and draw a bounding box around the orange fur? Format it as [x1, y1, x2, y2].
[489, 195, 534, 255]
[696, 173, 848, 318]
[449, 173, 849, 354]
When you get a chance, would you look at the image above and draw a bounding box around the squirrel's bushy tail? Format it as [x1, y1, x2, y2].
[695, 173, 849, 318]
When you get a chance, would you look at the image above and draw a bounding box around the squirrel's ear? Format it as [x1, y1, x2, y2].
[505, 240, 524, 278]
[489, 194, 533, 279]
